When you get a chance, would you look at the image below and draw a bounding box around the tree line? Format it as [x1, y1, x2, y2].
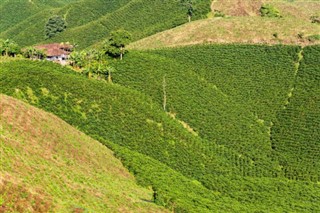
[0, 29, 132, 82]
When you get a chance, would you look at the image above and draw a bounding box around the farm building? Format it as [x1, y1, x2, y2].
[35, 43, 73, 65]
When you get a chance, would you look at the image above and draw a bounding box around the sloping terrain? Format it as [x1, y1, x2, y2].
[129, 0, 320, 49]
[112, 45, 300, 166]
[0, 0, 210, 48]
[112, 44, 320, 181]
[0, 0, 78, 32]
[0, 46, 320, 211]
[272, 45, 320, 181]
[0, 94, 166, 212]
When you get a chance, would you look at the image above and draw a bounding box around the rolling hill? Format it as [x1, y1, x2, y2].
[0, 94, 166, 212]
[129, 0, 320, 49]
[0, 44, 319, 211]
[1, 1, 320, 212]
[0, 0, 210, 48]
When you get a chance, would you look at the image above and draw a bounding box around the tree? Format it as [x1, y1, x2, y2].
[45, 15, 67, 39]
[69, 50, 88, 69]
[23, 47, 46, 60]
[0, 39, 20, 57]
[103, 29, 132, 60]
[181, 0, 194, 22]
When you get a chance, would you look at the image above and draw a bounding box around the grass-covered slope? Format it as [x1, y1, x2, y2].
[129, 1, 320, 49]
[0, 94, 165, 212]
[0, 57, 320, 212]
[272, 45, 320, 181]
[0, 0, 211, 48]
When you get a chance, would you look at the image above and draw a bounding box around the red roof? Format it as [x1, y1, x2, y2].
[35, 43, 73, 57]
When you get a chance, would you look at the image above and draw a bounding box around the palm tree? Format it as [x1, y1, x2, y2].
[0, 39, 20, 57]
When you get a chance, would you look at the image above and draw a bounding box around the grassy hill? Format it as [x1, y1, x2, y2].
[0, 0, 211, 49]
[129, 0, 320, 49]
[0, 45, 320, 211]
[0, 94, 166, 212]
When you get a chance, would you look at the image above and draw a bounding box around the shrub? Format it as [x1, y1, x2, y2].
[310, 15, 320, 24]
[213, 10, 225, 17]
[260, 4, 281, 18]
[307, 34, 320, 42]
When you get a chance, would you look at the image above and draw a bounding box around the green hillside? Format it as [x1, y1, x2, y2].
[112, 45, 300, 173]
[112, 44, 320, 183]
[0, 0, 210, 48]
[272, 45, 320, 181]
[0, 45, 319, 211]
[0, 94, 165, 212]
[1, 1, 319, 212]
[0, 0, 78, 32]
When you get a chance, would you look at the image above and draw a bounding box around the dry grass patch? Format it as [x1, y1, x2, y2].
[0, 94, 166, 212]
[129, 0, 319, 49]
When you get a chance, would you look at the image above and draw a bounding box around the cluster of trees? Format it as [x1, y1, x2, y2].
[0, 39, 47, 60]
[69, 49, 114, 81]
[0, 29, 132, 82]
[69, 29, 131, 81]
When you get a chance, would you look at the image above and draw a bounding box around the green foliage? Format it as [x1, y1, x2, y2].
[56, 0, 132, 29]
[0, 39, 20, 56]
[0, 45, 319, 212]
[0, 0, 60, 32]
[69, 49, 112, 80]
[45, 15, 67, 39]
[272, 45, 320, 181]
[22, 46, 46, 60]
[112, 45, 300, 172]
[0, 0, 211, 49]
[260, 4, 281, 18]
[103, 29, 132, 59]
[307, 34, 320, 42]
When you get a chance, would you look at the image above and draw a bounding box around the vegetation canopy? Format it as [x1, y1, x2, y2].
[103, 29, 132, 60]
[45, 15, 67, 39]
